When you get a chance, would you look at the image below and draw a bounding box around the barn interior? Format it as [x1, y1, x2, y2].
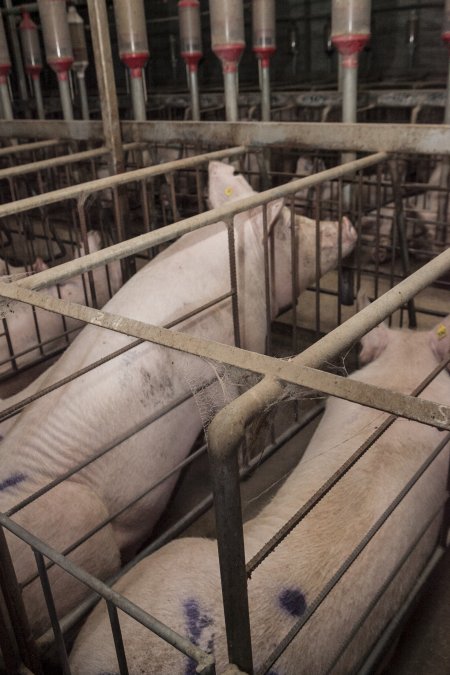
[0, 1, 449, 674]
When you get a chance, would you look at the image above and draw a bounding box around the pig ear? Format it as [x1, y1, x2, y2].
[357, 290, 390, 365]
[32, 257, 48, 273]
[429, 317, 450, 365]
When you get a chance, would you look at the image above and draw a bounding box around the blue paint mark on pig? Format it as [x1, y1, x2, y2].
[279, 588, 307, 618]
[183, 598, 214, 675]
[0, 473, 26, 492]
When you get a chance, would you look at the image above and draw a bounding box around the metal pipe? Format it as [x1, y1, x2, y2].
[4, 0, 29, 104]
[57, 76, 73, 121]
[188, 67, 200, 120]
[0, 81, 13, 119]
[0, 139, 62, 156]
[130, 74, 147, 121]
[260, 63, 271, 121]
[0, 144, 248, 220]
[4, 120, 450, 155]
[32, 77, 44, 119]
[77, 72, 90, 120]
[87, 0, 125, 175]
[224, 70, 239, 122]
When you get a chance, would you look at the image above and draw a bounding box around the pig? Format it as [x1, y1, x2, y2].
[0, 230, 122, 373]
[0, 164, 356, 637]
[69, 310, 450, 675]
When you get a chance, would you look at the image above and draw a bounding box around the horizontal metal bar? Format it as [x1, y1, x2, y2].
[0, 513, 215, 673]
[0, 142, 145, 180]
[0, 145, 247, 220]
[0, 257, 449, 431]
[1, 152, 385, 288]
[1, 120, 450, 155]
[0, 139, 65, 157]
[0, 146, 108, 180]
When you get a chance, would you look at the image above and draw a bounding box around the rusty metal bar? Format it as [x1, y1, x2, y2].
[87, 0, 124, 175]
[0, 513, 216, 674]
[0, 152, 385, 284]
[0, 121, 450, 155]
[0, 139, 64, 157]
[1, 279, 449, 430]
[0, 142, 145, 180]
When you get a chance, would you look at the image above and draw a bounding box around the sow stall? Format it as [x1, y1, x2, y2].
[0, 123, 448, 674]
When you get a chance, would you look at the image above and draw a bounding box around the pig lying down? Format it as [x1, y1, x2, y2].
[0, 230, 122, 373]
[70, 313, 450, 674]
[0, 162, 355, 636]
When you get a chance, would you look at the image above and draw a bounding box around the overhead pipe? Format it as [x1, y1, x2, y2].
[0, 12, 13, 119]
[209, 0, 245, 122]
[67, 5, 90, 121]
[19, 10, 45, 119]
[37, 0, 74, 121]
[113, 0, 149, 122]
[252, 0, 276, 122]
[331, 0, 371, 305]
[178, 0, 202, 121]
[437, 0, 450, 243]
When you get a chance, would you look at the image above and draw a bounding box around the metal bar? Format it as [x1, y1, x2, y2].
[130, 76, 147, 122]
[209, 442, 253, 674]
[189, 69, 200, 121]
[1, 120, 450, 155]
[32, 78, 45, 120]
[0, 82, 13, 119]
[224, 71, 239, 122]
[0, 527, 42, 674]
[77, 73, 90, 121]
[1, 279, 449, 431]
[4, 0, 28, 103]
[227, 220, 241, 348]
[33, 551, 71, 675]
[0, 139, 62, 156]
[57, 78, 74, 122]
[106, 602, 129, 675]
[0, 146, 108, 179]
[260, 66, 271, 122]
[0, 145, 248, 220]
[0, 514, 216, 671]
[87, 0, 124, 175]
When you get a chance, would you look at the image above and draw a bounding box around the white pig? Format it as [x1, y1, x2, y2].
[0, 164, 356, 637]
[70, 312, 450, 675]
[0, 231, 122, 373]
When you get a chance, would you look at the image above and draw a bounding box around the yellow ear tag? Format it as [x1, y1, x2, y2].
[437, 324, 447, 340]
[224, 186, 233, 197]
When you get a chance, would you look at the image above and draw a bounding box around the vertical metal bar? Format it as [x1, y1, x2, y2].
[207, 446, 253, 674]
[260, 65, 271, 122]
[77, 196, 98, 307]
[388, 160, 417, 328]
[227, 219, 241, 349]
[106, 601, 130, 675]
[290, 198, 298, 352]
[33, 78, 45, 119]
[130, 75, 147, 121]
[33, 550, 70, 675]
[314, 185, 321, 336]
[87, 0, 125, 176]
[4, 0, 29, 104]
[224, 70, 239, 122]
[77, 72, 90, 121]
[374, 163, 381, 299]
[167, 172, 180, 222]
[57, 78, 74, 121]
[0, 527, 42, 674]
[189, 68, 201, 121]
[262, 203, 272, 355]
